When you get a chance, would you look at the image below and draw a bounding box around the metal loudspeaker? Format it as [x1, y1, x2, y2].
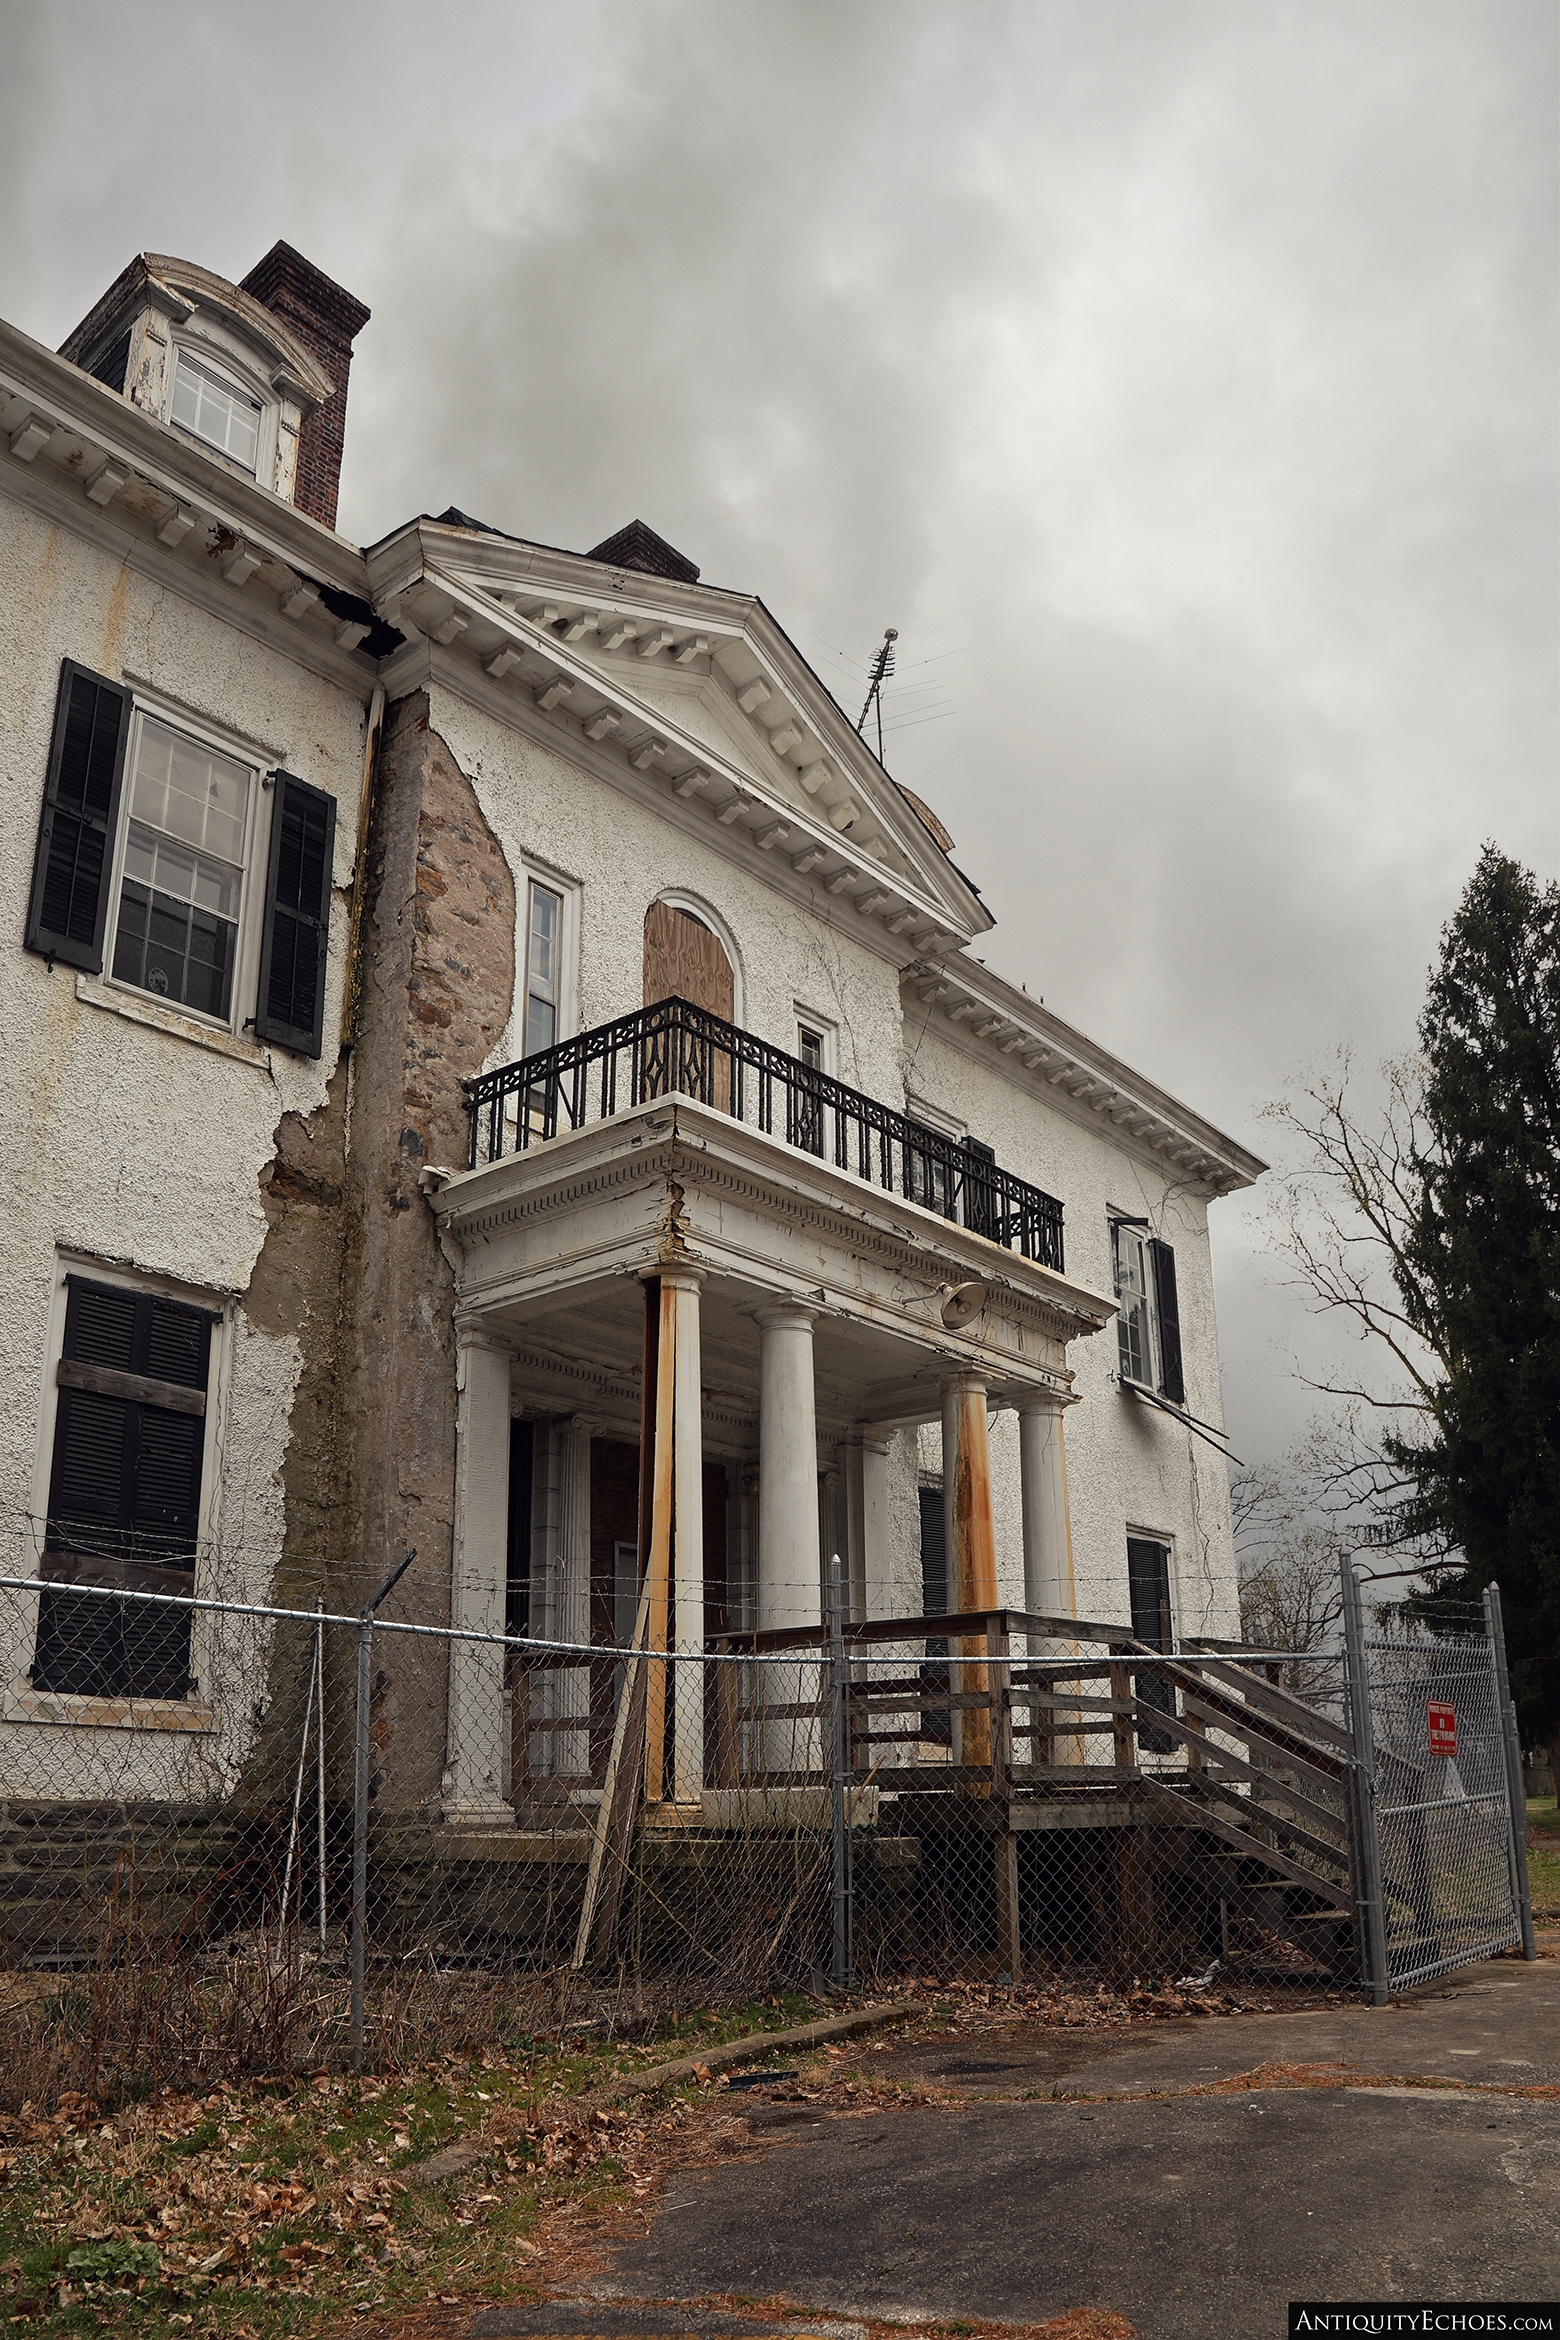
[940, 1280, 991, 1331]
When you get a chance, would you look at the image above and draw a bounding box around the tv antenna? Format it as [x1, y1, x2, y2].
[856, 626, 898, 760]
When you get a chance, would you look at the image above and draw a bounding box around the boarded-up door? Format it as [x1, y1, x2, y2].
[642, 901, 734, 1110]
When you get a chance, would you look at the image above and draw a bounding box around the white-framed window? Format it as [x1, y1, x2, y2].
[524, 876, 564, 1057]
[1110, 1216, 1185, 1405]
[903, 1092, 962, 1217]
[519, 860, 581, 1055]
[170, 350, 263, 473]
[24, 659, 339, 1060]
[500, 862, 580, 1148]
[107, 709, 259, 1025]
[162, 323, 283, 486]
[794, 1007, 837, 1159]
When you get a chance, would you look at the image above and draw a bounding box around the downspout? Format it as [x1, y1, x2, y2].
[339, 680, 386, 1056]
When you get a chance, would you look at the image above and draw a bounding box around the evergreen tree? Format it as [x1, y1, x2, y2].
[1389, 846, 1560, 1776]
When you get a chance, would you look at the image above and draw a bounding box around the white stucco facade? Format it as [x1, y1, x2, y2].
[0, 243, 1264, 1821]
[0, 302, 377, 1796]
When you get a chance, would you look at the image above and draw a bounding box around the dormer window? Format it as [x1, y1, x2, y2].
[170, 353, 262, 473]
[58, 249, 368, 524]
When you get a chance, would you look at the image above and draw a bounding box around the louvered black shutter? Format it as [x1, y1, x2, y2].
[36, 1283, 211, 1698]
[254, 774, 337, 1058]
[24, 661, 132, 971]
[86, 328, 132, 393]
[1150, 1239, 1185, 1404]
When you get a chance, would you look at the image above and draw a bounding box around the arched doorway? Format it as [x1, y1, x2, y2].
[642, 899, 735, 1111]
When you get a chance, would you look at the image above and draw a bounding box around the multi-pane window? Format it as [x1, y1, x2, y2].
[795, 1023, 826, 1158]
[1113, 1222, 1154, 1386]
[906, 1118, 955, 1217]
[170, 353, 261, 471]
[1111, 1219, 1186, 1404]
[26, 661, 338, 1060]
[525, 881, 562, 1056]
[110, 717, 251, 1020]
[962, 1135, 1000, 1240]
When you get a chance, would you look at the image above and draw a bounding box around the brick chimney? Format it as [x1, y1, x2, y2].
[240, 241, 369, 531]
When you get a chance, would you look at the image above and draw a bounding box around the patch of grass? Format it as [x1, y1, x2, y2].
[1526, 1798, 1560, 1920]
[0, 1987, 851, 2340]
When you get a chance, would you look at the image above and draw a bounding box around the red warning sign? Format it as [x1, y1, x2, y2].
[1427, 1701, 1457, 1756]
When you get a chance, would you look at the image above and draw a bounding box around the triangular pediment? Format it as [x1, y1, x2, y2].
[380, 519, 982, 942]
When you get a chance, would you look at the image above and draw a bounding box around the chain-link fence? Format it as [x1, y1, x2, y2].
[0, 1541, 1535, 2102]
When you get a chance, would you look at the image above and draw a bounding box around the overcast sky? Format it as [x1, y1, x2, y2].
[4, 0, 1555, 1471]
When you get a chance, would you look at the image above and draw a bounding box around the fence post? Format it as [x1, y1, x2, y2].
[1484, 1583, 1537, 1962]
[827, 1555, 853, 1991]
[351, 1551, 417, 2077]
[351, 1611, 372, 2075]
[316, 1598, 328, 1956]
[1340, 1557, 1390, 2005]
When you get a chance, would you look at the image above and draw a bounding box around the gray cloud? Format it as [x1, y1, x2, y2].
[8, 0, 1556, 1465]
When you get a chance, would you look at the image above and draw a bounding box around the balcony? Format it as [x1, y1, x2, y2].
[465, 996, 1065, 1273]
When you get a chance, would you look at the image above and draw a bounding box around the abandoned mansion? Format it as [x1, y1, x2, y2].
[0, 237, 1265, 1828]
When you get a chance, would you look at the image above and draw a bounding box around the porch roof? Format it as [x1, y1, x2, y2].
[425, 1091, 1115, 1435]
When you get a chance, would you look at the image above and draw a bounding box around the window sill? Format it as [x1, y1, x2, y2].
[75, 973, 270, 1069]
[5, 1682, 216, 1734]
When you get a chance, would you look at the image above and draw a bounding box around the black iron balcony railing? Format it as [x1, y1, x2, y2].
[465, 996, 1065, 1272]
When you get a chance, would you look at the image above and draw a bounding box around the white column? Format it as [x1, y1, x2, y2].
[844, 1430, 890, 1623]
[1018, 1394, 1082, 1765]
[757, 1304, 821, 1630]
[757, 1303, 821, 1777]
[444, 1325, 513, 1823]
[666, 1265, 705, 1804]
[555, 1416, 593, 1778]
[940, 1380, 960, 1621]
[1018, 1398, 1077, 1631]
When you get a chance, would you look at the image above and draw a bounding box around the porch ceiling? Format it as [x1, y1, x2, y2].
[426, 1095, 1116, 1440]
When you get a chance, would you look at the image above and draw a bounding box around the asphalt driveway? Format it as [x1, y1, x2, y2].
[474, 1953, 1560, 2339]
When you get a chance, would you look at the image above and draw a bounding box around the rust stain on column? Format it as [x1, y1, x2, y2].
[643, 1280, 677, 1804]
[954, 1381, 998, 1776]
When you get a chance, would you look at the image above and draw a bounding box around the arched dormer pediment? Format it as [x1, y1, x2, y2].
[59, 252, 334, 507]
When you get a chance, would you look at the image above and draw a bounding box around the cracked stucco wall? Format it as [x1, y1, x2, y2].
[0, 494, 371, 1797]
[329, 691, 516, 1811]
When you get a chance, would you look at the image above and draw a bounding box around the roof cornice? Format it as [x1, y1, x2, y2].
[905, 954, 1267, 1196]
[1, 319, 377, 684]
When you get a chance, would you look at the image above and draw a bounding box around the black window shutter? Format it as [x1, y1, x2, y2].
[87, 328, 132, 394]
[1150, 1238, 1185, 1405]
[36, 1283, 210, 1698]
[254, 774, 337, 1058]
[24, 661, 133, 971]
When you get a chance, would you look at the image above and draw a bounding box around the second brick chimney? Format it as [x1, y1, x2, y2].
[240, 241, 369, 531]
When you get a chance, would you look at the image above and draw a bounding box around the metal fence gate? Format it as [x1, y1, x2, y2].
[1341, 1562, 1536, 2000]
